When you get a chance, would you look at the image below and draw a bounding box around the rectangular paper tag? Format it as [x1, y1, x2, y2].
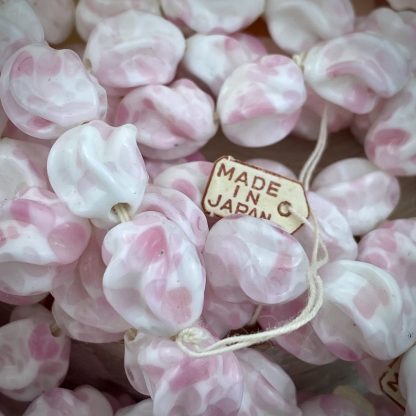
[202, 156, 309, 234]
[379, 357, 406, 410]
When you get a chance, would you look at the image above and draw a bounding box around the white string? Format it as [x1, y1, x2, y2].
[299, 105, 329, 191]
[112, 203, 131, 223]
[176, 209, 327, 357]
[292, 51, 307, 71]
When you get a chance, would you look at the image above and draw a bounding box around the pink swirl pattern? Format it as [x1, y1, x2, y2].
[52, 301, 125, 343]
[51, 229, 130, 338]
[0, 304, 70, 402]
[365, 75, 416, 176]
[294, 86, 353, 141]
[0, 44, 107, 139]
[103, 211, 205, 336]
[115, 79, 218, 160]
[0, 187, 91, 266]
[294, 192, 357, 262]
[201, 284, 255, 338]
[236, 348, 301, 416]
[0, 138, 50, 201]
[126, 329, 244, 416]
[304, 32, 411, 114]
[356, 8, 416, 70]
[265, 0, 355, 54]
[0, 0, 44, 71]
[84, 11, 185, 89]
[217, 55, 306, 147]
[137, 185, 208, 251]
[311, 158, 400, 236]
[160, 0, 265, 35]
[76, 0, 160, 41]
[312, 260, 413, 361]
[258, 294, 336, 365]
[153, 161, 213, 208]
[183, 33, 267, 96]
[204, 215, 309, 305]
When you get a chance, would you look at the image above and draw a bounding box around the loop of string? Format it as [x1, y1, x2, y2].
[176, 106, 330, 357]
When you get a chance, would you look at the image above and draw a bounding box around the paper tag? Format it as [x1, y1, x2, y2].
[379, 358, 406, 410]
[202, 156, 309, 234]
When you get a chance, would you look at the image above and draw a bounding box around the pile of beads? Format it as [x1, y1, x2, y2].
[0, 0, 415, 415]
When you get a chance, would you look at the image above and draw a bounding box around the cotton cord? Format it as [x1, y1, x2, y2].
[299, 104, 329, 191]
[112, 203, 131, 223]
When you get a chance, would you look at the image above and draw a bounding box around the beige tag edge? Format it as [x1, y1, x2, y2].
[378, 357, 406, 410]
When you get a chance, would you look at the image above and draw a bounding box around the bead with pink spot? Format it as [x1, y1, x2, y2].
[0, 43, 107, 140]
[217, 55, 307, 147]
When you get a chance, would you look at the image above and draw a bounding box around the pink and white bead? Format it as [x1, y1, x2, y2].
[204, 215, 309, 305]
[125, 329, 244, 416]
[103, 211, 205, 336]
[0, 138, 50, 201]
[0, 304, 70, 402]
[76, 0, 160, 42]
[201, 284, 255, 338]
[311, 158, 400, 236]
[258, 295, 337, 365]
[115, 79, 218, 160]
[0, 185, 90, 279]
[153, 161, 213, 208]
[160, 0, 265, 35]
[265, 0, 355, 54]
[182, 33, 267, 96]
[294, 86, 353, 141]
[28, 0, 75, 45]
[236, 348, 301, 416]
[47, 121, 148, 228]
[0, 0, 44, 71]
[137, 185, 208, 251]
[217, 55, 307, 147]
[300, 394, 368, 416]
[0, 44, 107, 140]
[312, 260, 413, 361]
[23, 386, 113, 416]
[52, 301, 125, 343]
[51, 229, 130, 340]
[303, 32, 411, 114]
[358, 219, 416, 342]
[365, 76, 416, 176]
[294, 192, 358, 262]
[356, 8, 416, 70]
[84, 11, 185, 89]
